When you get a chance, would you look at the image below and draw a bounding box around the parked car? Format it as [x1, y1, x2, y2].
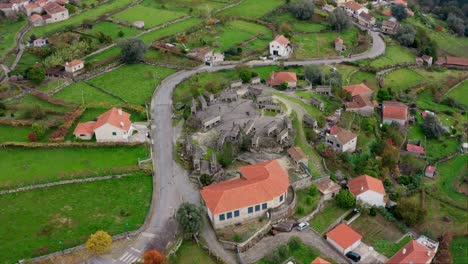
[345, 251, 361, 262]
[296, 222, 309, 231]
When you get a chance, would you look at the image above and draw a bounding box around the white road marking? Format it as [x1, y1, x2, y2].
[119, 252, 130, 261]
[141, 232, 156, 238]
[131, 246, 141, 253]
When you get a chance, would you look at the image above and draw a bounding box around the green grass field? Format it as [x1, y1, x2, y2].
[257, 237, 323, 264]
[14, 51, 41, 75]
[0, 173, 152, 263]
[451, 236, 468, 264]
[0, 145, 148, 189]
[54, 81, 124, 105]
[28, 0, 135, 37]
[0, 125, 32, 143]
[9, 94, 71, 112]
[293, 27, 359, 59]
[0, 20, 26, 60]
[81, 21, 139, 40]
[275, 13, 328, 33]
[349, 71, 377, 90]
[113, 5, 186, 28]
[86, 46, 122, 64]
[139, 17, 202, 44]
[141, 0, 227, 15]
[221, 0, 284, 18]
[37, 79, 65, 94]
[432, 155, 467, 205]
[407, 123, 459, 161]
[445, 80, 468, 106]
[169, 240, 221, 264]
[309, 201, 348, 234]
[294, 187, 321, 219]
[86, 64, 176, 105]
[383, 68, 424, 92]
[373, 236, 412, 258]
[362, 44, 416, 69]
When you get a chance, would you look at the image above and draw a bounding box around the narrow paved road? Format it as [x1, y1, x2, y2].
[88, 31, 385, 264]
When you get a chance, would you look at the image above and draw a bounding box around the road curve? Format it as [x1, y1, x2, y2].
[91, 31, 385, 264]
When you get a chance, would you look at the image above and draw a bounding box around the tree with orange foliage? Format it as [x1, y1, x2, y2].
[143, 249, 167, 264]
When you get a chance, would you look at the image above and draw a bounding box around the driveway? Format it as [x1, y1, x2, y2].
[240, 229, 350, 264]
[353, 242, 388, 264]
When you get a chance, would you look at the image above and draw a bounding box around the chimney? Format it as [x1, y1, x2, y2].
[118, 108, 122, 115]
[427, 251, 431, 256]
[402, 248, 407, 255]
[360, 186, 364, 191]
[120, 121, 124, 127]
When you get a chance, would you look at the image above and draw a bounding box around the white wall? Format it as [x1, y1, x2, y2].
[357, 190, 385, 207]
[327, 237, 361, 254]
[269, 40, 292, 57]
[94, 123, 129, 143]
[383, 118, 405, 126]
[342, 137, 357, 153]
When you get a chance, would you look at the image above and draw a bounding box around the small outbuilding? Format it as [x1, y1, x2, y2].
[326, 223, 362, 254]
[134, 20, 145, 29]
[315, 178, 341, 200]
[425, 165, 436, 178]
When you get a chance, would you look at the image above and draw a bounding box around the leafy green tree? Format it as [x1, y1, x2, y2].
[376, 89, 392, 102]
[336, 189, 356, 209]
[289, 0, 315, 20]
[446, 13, 465, 36]
[31, 123, 47, 139]
[391, 4, 408, 21]
[399, 154, 425, 175]
[219, 143, 236, 167]
[86, 230, 112, 254]
[396, 24, 416, 47]
[395, 197, 426, 226]
[26, 64, 45, 85]
[120, 39, 147, 64]
[176, 202, 203, 235]
[328, 8, 351, 31]
[117, 30, 124, 38]
[304, 64, 323, 85]
[421, 114, 444, 139]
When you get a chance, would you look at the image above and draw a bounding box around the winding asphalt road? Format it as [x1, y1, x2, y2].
[89, 31, 385, 264]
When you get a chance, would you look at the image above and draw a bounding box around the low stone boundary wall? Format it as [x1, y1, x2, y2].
[292, 175, 328, 190]
[219, 219, 272, 252]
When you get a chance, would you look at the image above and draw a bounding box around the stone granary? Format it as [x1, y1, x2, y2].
[310, 97, 324, 111]
[303, 114, 318, 129]
[202, 115, 221, 130]
[199, 95, 207, 111]
[203, 91, 215, 104]
[190, 97, 197, 115]
[247, 86, 263, 97]
[256, 94, 282, 113]
[184, 136, 221, 176]
[230, 80, 243, 89]
[313, 85, 332, 96]
[219, 89, 238, 102]
[251, 76, 261, 85]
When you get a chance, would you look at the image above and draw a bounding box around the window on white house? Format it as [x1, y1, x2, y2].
[219, 214, 225, 221]
[248, 207, 253, 214]
[234, 210, 240, 217]
[112, 132, 117, 136]
[227, 212, 232, 219]
[280, 195, 284, 202]
[262, 203, 267, 210]
[255, 205, 260, 212]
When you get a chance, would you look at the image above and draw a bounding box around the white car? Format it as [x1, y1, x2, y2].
[296, 222, 309, 231]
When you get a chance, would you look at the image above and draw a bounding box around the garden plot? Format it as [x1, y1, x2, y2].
[142, 0, 228, 15]
[293, 27, 359, 59]
[383, 68, 424, 92]
[112, 5, 187, 28]
[360, 44, 415, 69]
[0, 20, 26, 59]
[8, 94, 70, 112]
[0, 125, 32, 143]
[81, 21, 139, 40]
[138, 17, 202, 44]
[220, 0, 284, 18]
[0, 145, 148, 189]
[0, 173, 152, 264]
[85, 64, 176, 105]
[274, 13, 328, 33]
[445, 80, 468, 106]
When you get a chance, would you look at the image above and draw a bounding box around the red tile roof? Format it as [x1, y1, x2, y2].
[267, 72, 297, 86]
[382, 101, 408, 121]
[326, 224, 362, 249]
[406, 143, 425, 154]
[335, 37, 343, 44]
[348, 175, 386, 196]
[437, 56, 468, 67]
[43, 2, 67, 14]
[25, 3, 40, 9]
[94, 107, 131, 131]
[425, 166, 436, 174]
[0, 3, 13, 8]
[65, 59, 83, 67]
[329, 126, 356, 145]
[387, 240, 435, 264]
[345, 94, 373, 109]
[311, 257, 331, 264]
[359, 12, 374, 22]
[200, 160, 290, 215]
[344, 1, 363, 11]
[30, 13, 42, 20]
[273, 35, 290, 46]
[73, 121, 95, 135]
[392, 0, 408, 6]
[344, 83, 372, 96]
[287, 146, 307, 163]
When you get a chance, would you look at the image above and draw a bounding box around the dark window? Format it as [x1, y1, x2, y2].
[248, 207, 253, 214]
[219, 214, 225, 221]
[280, 195, 284, 202]
[262, 203, 267, 210]
[112, 132, 117, 136]
[255, 205, 260, 212]
[227, 212, 232, 219]
[234, 210, 240, 217]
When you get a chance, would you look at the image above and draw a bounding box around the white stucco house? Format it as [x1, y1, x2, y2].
[269, 35, 293, 58]
[348, 175, 386, 207]
[326, 224, 362, 254]
[200, 160, 290, 229]
[325, 126, 357, 153]
[64, 59, 84, 76]
[73, 108, 133, 142]
[32, 38, 47, 47]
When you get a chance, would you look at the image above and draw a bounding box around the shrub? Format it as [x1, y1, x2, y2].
[369, 207, 377, 216]
[176, 202, 203, 235]
[336, 189, 356, 209]
[308, 185, 318, 196]
[289, 0, 315, 20]
[296, 206, 305, 215]
[288, 236, 302, 251]
[232, 234, 242, 243]
[22, 105, 46, 120]
[86, 230, 112, 254]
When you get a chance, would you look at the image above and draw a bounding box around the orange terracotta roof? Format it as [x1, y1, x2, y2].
[344, 1, 363, 11]
[311, 257, 331, 264]
[382, 10, 392, 16]
[348, 175, 386, 196]
[25, 3, 39, 9]
[329, 126, 356, 144]
[345, 94, 373, 109]
[387, 240, 434, 264]
[43, 2, 67, 14]
[437, 56, 468, 67]
[344, 83, 372, 96]
[425, 166, 436, 174]
[326, 224, 362, 249]
[287, 146, 307, 163]
[392, 0, 408, 6]
[406, 143, 425, 154]
[73, 122, 95, 135]
[267, 72, 297, 86]
[30, 13, 42, 20]
[273, 35, 290, 46]
[382, 101, 408, 121]
[94, 107, 131, 131]
[335, 37, 343, 43]
[66, 59, 83, 67]
[200, 160, 290, 215]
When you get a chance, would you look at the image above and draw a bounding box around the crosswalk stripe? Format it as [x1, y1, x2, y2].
[131, 247, 141, 253]
[119, 252, 130, 261]
[121, 253, 133, 263]
[126, 255, 139, 263]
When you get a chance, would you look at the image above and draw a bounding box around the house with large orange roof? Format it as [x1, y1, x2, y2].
[73, 108, 133, 142]
[382, 101, 408, 126]
[348, 175, 386, 207]
[326, 223, 362, 254]
[267, 71, 297, 88]
[200, 160, 290, 229]
[269, 35, 293, 58]
[387, 238, 438, 264]
[310, 257, 331, 264]
[344, 83, 373, 97]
